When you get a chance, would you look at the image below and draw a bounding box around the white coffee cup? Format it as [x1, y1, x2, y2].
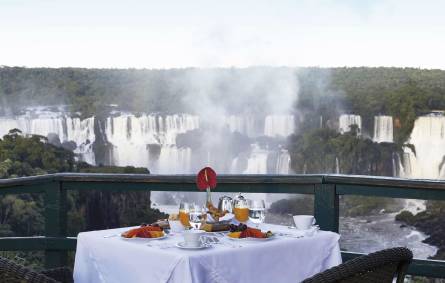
[183, 230, 205, 247]
[293, 215, 316, 230]
[169, 220, 185, 233]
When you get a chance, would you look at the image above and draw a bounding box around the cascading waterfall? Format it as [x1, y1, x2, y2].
[400, 114, 445, 179]
[276, 150, 291, 174]
[264, 115, 294, 137]
[224, 115, 257, 137]
[0, 109, 295, 175]
[339, 114, 361, 134]
[104, 113, 199, 172]
[157, 146, 192, 174]
[373, 116, 394, 143]
[0, 110, 95, 164]
[243, 144, 269, 174]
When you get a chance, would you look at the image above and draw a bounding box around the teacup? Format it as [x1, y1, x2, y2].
[169, 220, 185, 233]
[183, 230, 205, 247]
[293, 215, 316, 230]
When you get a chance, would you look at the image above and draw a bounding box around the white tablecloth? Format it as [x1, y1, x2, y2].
[74, 224, 341, 283]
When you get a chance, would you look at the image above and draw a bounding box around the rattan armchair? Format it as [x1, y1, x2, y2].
[302, 247, 413, 283]
[0, 256, 73, 283]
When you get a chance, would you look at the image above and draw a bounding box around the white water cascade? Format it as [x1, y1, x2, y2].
[400, 114, 445, 179]
[224, 115, 257, 137]
[105, 113, 199, 172]
[264, 115, 294, 137]
[339, 114, 361, 134]
[243, 144, 269, 174]
[373, 116, 394, 143]
[276, 150, 291, 174]
[0, 111, 95, 164]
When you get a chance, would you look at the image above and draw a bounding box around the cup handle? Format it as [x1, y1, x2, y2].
[312, 218, 316, 225]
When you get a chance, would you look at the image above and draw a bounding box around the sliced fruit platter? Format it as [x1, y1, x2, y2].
[226, 224, 274, 241]
[121, 224, 166, 241]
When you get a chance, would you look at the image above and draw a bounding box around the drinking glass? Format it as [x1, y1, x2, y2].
[188, 204, 207, 230]
[179, 202, 191, 227]
[233, 196, 249, 223]
[248, 199, 266, 227]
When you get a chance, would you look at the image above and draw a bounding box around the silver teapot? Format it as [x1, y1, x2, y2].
[218, 195, 233, 213]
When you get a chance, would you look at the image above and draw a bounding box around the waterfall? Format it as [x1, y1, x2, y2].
[400, 114, 445, 179]
[373, 116, 393, 143]
[104, 113, 199, 172]
[264, 115, 294, 137]
[339, 114, 361, 134]
[0, 111, 95, 164]
[1, 108, 296, 175]
[157, 146, 192, 174]
[276, 150, 291, 174]
[244, 144, 269, 174]
[335, 157, 340, 174]
[224, 115, 257, 137]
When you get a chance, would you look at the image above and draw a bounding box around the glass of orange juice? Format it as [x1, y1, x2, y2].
[233, 196, 249, 223]
[179, 202, 191, 227]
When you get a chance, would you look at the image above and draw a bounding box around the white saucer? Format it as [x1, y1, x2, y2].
[175, 242, 211, 250]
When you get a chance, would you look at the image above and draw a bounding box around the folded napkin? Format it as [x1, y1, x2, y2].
[207, 213, 234, 222]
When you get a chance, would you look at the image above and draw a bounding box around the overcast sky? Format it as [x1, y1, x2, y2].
[1, 0, 444, 69]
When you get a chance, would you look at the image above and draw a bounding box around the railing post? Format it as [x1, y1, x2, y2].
[314, 183, 339, 233]
[44, 180, 67, 268]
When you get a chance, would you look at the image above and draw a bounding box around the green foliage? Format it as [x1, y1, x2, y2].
[287, 127, 401, 176]
[0, 132, 164, 241]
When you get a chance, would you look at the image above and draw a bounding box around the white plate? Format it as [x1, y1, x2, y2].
[121, 234, 167, 241]
[225, 234, 275, 241]
[175, 242, 211, 250]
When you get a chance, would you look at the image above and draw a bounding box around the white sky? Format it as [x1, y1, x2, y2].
[1, 0, 444, 69]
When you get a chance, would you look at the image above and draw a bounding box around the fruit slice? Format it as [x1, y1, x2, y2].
[228, 232, 242, 238]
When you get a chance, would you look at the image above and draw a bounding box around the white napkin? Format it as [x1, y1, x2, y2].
[206, 213, 234, 222]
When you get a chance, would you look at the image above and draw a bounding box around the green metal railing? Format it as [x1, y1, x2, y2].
[1, 173, 445, 278]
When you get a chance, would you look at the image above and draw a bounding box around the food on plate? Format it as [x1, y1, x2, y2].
[227, 224, 273, 239]
[200, 221, 231, 232]
[121, 225, 165, 238]
[169, 213, 179, 221]
[227, 231, 242, 238]
[206, 202, 228, 221]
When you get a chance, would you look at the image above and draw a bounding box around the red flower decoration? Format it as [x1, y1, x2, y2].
[196, 167, 217, 191]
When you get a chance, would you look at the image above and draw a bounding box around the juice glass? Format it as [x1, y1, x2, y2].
[179, 202, 191, 227]
[233, 196, 249, 223]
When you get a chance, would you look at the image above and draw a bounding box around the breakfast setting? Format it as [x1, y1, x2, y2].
[74, 167, 341, 283]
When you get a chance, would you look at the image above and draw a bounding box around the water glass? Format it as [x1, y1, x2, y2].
[188, 204, 207, 229]
[248, 199, 266, 227]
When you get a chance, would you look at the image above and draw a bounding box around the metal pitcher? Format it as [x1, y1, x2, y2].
[218, 195, 233, 213]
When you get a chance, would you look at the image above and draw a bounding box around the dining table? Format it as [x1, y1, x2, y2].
[73, 223, 342, 283]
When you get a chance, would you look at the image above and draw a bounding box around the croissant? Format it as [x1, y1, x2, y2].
[206, 201, 228, 221]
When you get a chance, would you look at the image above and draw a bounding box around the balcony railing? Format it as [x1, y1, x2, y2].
[1, 173, 445, 278]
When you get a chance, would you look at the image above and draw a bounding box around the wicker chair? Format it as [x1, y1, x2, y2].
[302, 247, 413, 283]
[0, 256, 73, 283]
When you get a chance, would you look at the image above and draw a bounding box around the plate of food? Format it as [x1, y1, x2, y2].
[225, 224, 274, 241]
[121, 225, 167, 241]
